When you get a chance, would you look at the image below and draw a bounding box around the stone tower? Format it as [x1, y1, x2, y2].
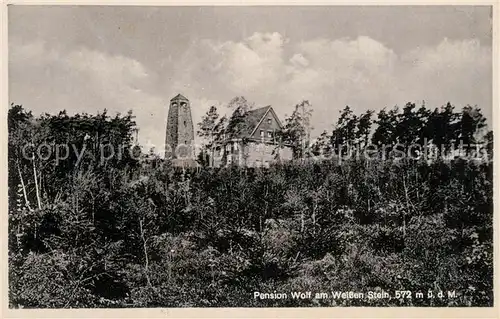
[165, 94, 195, 159]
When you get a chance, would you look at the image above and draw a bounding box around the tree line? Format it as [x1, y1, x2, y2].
[197, 98, 492, 164]
[7, 99, 493, 307]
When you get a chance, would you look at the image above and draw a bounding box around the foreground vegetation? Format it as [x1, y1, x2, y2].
[8, 103, 493, 307]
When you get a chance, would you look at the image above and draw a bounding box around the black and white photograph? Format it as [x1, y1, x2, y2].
[5, 3, 495, 311]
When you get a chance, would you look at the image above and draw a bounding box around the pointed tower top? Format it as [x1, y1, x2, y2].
[170, 93, 189, 101]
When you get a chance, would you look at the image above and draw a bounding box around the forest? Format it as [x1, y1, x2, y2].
[7, 98, 493, 307]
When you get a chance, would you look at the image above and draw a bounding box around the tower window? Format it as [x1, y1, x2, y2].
[184, 120, 187, 126]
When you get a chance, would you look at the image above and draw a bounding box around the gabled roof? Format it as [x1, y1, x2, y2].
[224, 105, 283, 139]
[244, 105, 272, 134]
[170, 93, 189, 101]
[249, 106, 284, 136]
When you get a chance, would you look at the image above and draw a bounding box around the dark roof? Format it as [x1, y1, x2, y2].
[226, 105, 275, 138]
[243, 105, 271, 134]
[170, 93, 189, 101]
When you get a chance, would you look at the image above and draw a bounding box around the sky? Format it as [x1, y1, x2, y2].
[9, 5, 493, 149]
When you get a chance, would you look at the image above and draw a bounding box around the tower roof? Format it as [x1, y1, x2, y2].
[170, 93, 189, 101]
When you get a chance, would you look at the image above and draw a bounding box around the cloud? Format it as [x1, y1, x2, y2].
[399, 38, 491, 115]
[289, 53, 309, 68]
[9, 39, 165, 149]
[10, 32, 492, 153]
[213, 32, 287, 93]
[173, 33, 491, 134]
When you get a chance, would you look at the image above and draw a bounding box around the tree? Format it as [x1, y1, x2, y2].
[355, 110, 374, 148]
[280, 100, 314, 159]
[372, 106, 399, 147]
[330, 106, 358, 156]
[8, 104, 141, 254]
[225, 96, 254, 139]
[395, 102, 430, 147]
[420, 102, 460, 158]
[8, 102, 493, 308]
[214, 96, 256, 166]
[197, 105, 220, 167]
[198, 105, 219, 140]
[456, 105, 487, 155]
[8, 104, 35, 211]
[311, 130, 332, 158]
[485, 130, 493, 161]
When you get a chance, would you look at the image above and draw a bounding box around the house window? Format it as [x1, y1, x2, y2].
[267, 118, 272, 125]
[260, 130, 264, 137]
[267, 131, 272, 138]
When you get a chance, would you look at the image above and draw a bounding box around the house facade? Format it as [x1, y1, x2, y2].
[213, 105, 293, 167]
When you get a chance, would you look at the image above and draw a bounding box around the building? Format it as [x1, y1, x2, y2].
[213, 105, 293, 167]
[165, 94, 197, 166]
